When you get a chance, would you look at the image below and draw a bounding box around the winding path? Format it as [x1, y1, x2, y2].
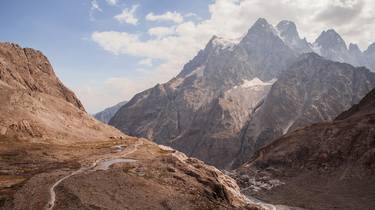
[44, 140, 143, 210]
[44, 140, 277, 210]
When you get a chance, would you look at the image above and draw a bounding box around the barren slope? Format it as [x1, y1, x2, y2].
[234, 88, 375, 210]
[0, 43, 263, 210]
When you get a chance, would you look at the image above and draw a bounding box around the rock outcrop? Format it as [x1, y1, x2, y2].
[0, 42, 121, 143]
[0, 43, 84, 110]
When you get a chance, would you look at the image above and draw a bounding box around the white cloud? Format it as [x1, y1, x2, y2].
[88, 0, 375, 111]
[89, 0, 102, 20]
[114, 4, 139, 25]
[75, 76, 155, 113]
[92, 29, 199, 61]
[106, 0, 118, 6]
[185, 12, 198, 17]
[148, 26, 176, 38]
[146, 11, 184, 23]
[184, 12, 201, 20]
[138, 58, 153, 67]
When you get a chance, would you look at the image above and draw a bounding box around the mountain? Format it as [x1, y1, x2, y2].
[348, 43, 365, 66]
[94, 100, 127, 123]
[0, 42, 118, 143]
[110, 18, 298, 168]
[0, 42, 263, 210]
[234, 53, 375, 167]
[312, 29, 350, 63]
[110, 18, 375, 169]
[364, 42, 375, 71]
[312, 29, 375, 73]
[235, 88, 375, 210]
[276, 20, 311, 53]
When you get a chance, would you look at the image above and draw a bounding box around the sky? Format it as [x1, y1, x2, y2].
[0, 0, 374, 113]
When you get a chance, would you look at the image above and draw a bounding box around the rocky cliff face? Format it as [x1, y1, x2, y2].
[0, 43, 262, 210]
[276, 20, 311, 53]
[234, 53, 375, 167]
[94, 100, 127, 123]
[109, 18, 373, 167]
[0, 42, 120, 143]
[0, 43, 84, 111]
[235, 88, 375, 210]
[110, 18, 297, 168]
[245, 87, 375, 173]
[110, 18, 375, 169]
[312, 29, 350, 63]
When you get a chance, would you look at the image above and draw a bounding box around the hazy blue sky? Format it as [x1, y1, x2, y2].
[0, 0, 210, 113]
[1, 0, 374, 113]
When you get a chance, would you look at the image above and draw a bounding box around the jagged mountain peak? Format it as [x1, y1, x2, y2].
[254, 17, 270, 27]
[314, 29, 347, 50]
[247, 17, 276, 35]
[312, 29, 350, 63]
[276, 20, 311, 53]
[365, 42, 375, 54]
[208, 35, 241, 50]
[348, 43, 361, 53]
[276, 20, 298, 37]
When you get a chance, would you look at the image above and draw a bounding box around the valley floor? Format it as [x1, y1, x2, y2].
[0, 136, 261, 210]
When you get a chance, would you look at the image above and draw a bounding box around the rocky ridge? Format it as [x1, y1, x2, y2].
[235, 88, 375, 210]
[234, 53, 375, 167]
[110, 18, 375, 169]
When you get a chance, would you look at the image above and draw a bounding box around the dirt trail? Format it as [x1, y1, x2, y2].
[44, 140, 143, 210]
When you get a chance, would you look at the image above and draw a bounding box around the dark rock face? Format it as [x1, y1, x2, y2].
[276, 20, 311, 53]
[110, 18, 375, 169]
[234, 53, 375, 167]
[235, 88, 375, 210]
[313, 29, 349, 62]
[94, 101, 127, 123]
[238, 18, 297, 81]
[110, 18, 296, 168]
[247, 88, 375, 174]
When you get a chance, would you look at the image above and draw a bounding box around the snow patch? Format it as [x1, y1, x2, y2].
[226, 78, 276, 94]
[283, 121, 294, 135]
[241, 78, 276, 88]
[212, 36, 242, 50]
